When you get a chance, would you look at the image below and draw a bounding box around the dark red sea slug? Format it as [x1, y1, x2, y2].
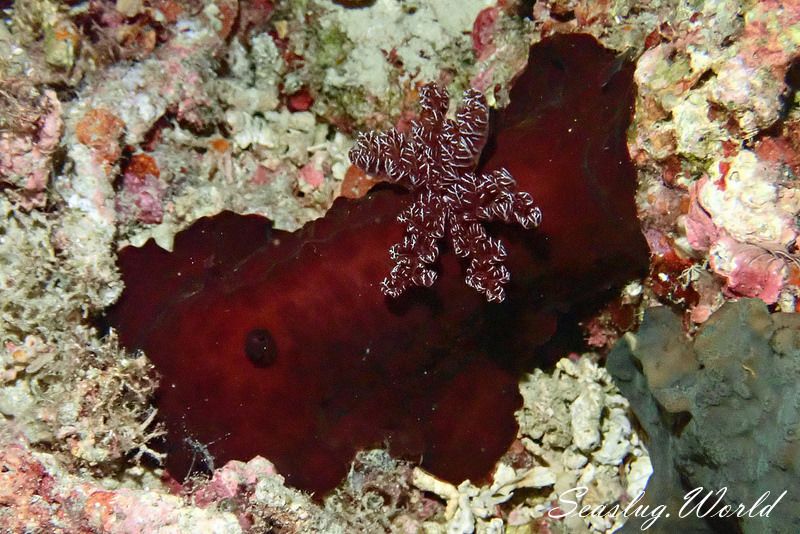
[107, 33, 648, 495]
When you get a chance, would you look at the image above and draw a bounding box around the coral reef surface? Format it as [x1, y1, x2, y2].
[2, 0, 799, 531]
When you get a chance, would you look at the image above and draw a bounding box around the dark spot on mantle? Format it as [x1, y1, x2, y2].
[245, 328, 278, 367]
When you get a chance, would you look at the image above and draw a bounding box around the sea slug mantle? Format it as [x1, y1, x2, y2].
[107, 33, 648, 495]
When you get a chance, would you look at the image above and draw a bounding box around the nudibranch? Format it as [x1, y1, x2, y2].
[107, 34, 648, 495]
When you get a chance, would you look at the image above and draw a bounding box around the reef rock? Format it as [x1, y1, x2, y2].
[608, 299, 800, 533]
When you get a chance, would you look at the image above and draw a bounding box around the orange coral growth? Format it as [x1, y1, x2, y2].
[53, 21, 80, 48]
[340, 165, 380, 199]
[209, 137, 231, 154]
[152, 0, 185, 23]
[76, 108, 126, 165]
[84, 491, 116, 529]
[125, 154, 160, 179]
[211, 0, 239, 39]
[117, 24, 158, 59]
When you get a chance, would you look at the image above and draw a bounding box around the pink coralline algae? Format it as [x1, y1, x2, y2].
[471, 7, 500, 61]
[116, 154, 166, 224]
[299, 157, 325, 189]
[684, 157, 799, 305]
[0, 431, 276, 532]
[709, 236, 788, 304]
[349, 84, 542, 302]
[0, 90, 63, 208]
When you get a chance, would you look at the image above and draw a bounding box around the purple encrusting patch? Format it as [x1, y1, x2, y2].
[108, 34, 647, 496]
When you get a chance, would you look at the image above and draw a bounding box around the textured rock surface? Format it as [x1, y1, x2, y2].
[609, 299, 800, 533]
[2, 0, 797, 531]
[412, 355, 650, 534]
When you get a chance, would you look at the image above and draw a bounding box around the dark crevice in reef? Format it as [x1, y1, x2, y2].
[753, 57, 800, 144]
[779, 57, 800, 121]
